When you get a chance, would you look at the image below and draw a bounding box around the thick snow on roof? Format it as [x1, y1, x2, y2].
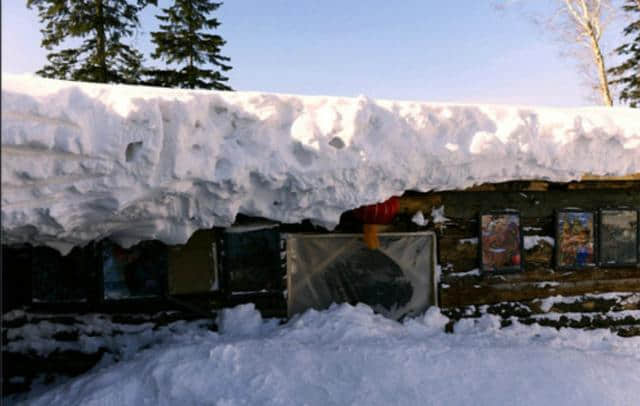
[2, 74, 640, 252]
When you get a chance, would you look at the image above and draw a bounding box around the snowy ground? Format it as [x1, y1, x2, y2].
[7, 303, 640, 406]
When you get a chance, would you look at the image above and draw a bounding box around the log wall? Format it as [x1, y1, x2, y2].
[3, 180, 640, 313]
[392, 181, 640, 307]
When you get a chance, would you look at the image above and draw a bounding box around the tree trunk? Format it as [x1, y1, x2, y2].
[95, 0, 108, 83]
[188, 1, 195, 89]
[587, 25, 613, 106]
[189, 54, 194, 89]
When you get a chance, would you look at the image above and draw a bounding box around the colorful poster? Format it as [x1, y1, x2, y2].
[556, 211, 595, 269]
[480, 213, 522, 272]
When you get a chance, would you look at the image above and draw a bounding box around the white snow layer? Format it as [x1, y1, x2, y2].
[2, 74, 640, 252]
[410, 210, 428, 226]
[15, 303, 640, 406]
[523, 235, 555, 249]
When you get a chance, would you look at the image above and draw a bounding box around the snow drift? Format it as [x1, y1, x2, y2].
[2, 74, 639, 252]
[12, 304, 640, 406]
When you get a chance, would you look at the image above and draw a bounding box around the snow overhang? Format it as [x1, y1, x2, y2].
[2, 74, 639, 253]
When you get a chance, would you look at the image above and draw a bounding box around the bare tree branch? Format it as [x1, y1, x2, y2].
[539, 0, 616, 105]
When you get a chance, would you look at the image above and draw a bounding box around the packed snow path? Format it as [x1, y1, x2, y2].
[2, 75, 640, 252]
[11, 304, 640, 406]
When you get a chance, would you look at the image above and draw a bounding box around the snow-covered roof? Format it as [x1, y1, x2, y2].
[2, 74, 639, 253]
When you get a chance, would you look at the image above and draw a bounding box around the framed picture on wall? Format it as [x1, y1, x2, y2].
[555, 210, 596, 270]
[598, 209, 638, 267]
[479, 212, 523, 273]
[286, 232, 438, 320]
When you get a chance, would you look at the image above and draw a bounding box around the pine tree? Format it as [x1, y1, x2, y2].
[27, 0, 156, 84]
[608, 0, 640, 107]
[148, 0, 232, 90]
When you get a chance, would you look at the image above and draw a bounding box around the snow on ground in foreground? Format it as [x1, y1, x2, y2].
[3, 75, 640, 252]
[11, 304, 640, 406]
[536, 292, 640, 312]
[3, 311, 212, 357]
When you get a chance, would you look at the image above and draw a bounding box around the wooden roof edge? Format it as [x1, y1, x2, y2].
[401, 175, 640, 195]
[467, 174, 640, 191]
[579, 173, 640, 181]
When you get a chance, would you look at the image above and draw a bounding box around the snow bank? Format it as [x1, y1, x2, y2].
[218, 303, 280, 337]
[15, 303, 640, 406]
[536, 292, 638, 312]
[4, 313, 211, 357]
[448, 268, 481, 278]
[2, 74, 639, 252]
[411, 210, 428, 226]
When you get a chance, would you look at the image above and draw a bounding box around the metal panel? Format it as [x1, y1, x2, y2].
[168, 229, 219, 295]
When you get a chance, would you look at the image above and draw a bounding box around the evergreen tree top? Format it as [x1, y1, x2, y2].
[148, 0, 232, 91]
[608, 0, 640, 107]
[28, 0, 157, 84]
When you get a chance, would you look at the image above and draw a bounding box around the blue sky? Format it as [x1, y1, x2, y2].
[0, 1, 625, 106]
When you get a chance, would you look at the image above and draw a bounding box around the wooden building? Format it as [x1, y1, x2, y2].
[394, 176, 640, 309]
[3, 176, 639, 318]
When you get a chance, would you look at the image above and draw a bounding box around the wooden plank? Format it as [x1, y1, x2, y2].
[568, 180, 640, 190]
[461, 179, 640, 191]
[441, 277, 640, 307]
[443, 267, 640, 287]
[397, 194, 442, 215]
[580, 173, 640, 181]
[463, 180, 550, 192]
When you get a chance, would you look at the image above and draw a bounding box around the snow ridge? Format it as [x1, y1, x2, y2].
[17, 303, 640, 406]
[2, 75, 640, 252]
